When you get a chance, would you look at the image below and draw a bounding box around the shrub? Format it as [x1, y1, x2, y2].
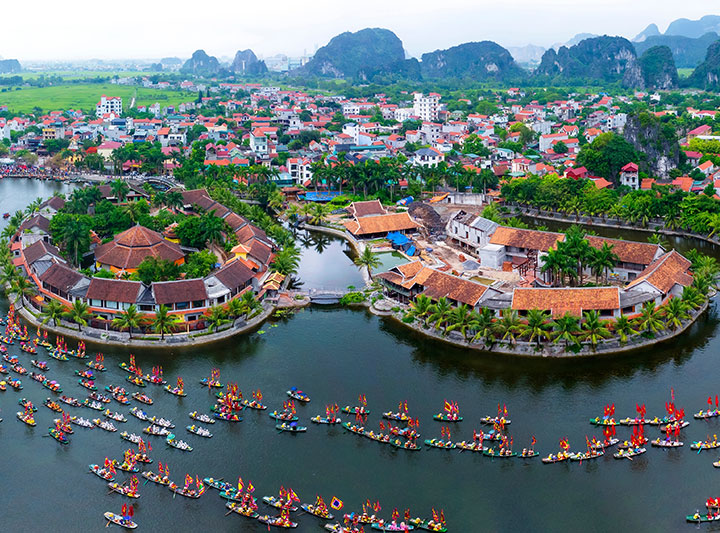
[339, 291, 366, 305]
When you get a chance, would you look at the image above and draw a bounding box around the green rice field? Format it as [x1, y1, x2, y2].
[0, 83, 192, 113]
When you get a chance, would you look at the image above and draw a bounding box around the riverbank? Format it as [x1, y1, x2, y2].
[15, 296, 276, 348]
[509, 203, 720, 247]
[371, 297, 712, 358]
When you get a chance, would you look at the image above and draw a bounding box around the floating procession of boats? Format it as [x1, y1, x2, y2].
[7, 305, 720, 529]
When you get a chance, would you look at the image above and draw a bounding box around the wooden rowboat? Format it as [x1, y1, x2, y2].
[104, 512, 137, 529]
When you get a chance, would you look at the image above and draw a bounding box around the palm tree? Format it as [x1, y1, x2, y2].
[62, 217, 90, 267]
[426, 297, 452, 331]
[445, 304, 473, 339]
[309, 203, 328, 225]
[590, 243, 619, 284]
[408, 294, 433, 322]
[662, 297, 690, 330]
[580, 310, 612, 347]
[634, 301, 665, 336]
[285, 204, 300, 223]
[681, 285, 705, 310]
[227, 297, 244, 319]
[11, 276, 36, 305]
[271, 248, 300, 276]
[520, 309, 553, 345]
[205, 305, 230, 332]
[41, 299, 65, 327]
[123, 201, 145, 223]
[164, 191, 185, 211]
[540, 248, 564, 286]
[63, 300, 93, 331]
[112, 305, 146, 339]
[239, 291, 261, 318]
[552, 313, 581, 349]
[470, 307, 496, 347]
[1, 265, 18, 287]
[354, 247, 381, 278]
[647, 233, 669, 249]
[151, 305, 182, 340]
[494, 309, 521, 345]
[707, 213, 720, 238]
[111, 179, 130, 202]
[613, 315, 637, 344]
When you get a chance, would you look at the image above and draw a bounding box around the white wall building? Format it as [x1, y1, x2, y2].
[96, 95, 123, 117]
[413, 93, 441, 122]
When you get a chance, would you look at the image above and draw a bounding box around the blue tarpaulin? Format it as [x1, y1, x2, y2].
[386, 232, 410, 246]
[396, 196, 414, 206]
[406, 246, 416, 256]
[302, 191, 342, 202]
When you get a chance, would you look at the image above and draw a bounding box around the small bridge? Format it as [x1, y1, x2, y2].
[297, 288, 354, 305]
[136, 176, 182, 190]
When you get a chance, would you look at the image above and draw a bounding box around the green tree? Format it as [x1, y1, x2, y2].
[63, 300, 93, 331]
[613, 315, 637, 344]
[112, 305, 146, 339]
[634, 301, 665, 336]
[151, 305, 182, 340]
[136, 256, 181, 284]
[11, 276, 36, 305]
[552, 313, 581, 349]
[40, 299, 65, 327]
[520, 309, 553, 345]
[576, 133, 639, 182]
[62, 217, 91, 266]
[270, 247, 300, 276]
[662, 297, 689, 330]
[426, 297, 452, 331]
[580, 310, 612, 347]
[445, 304, 474, 339]
[494, 309, 521, 345]
[111, 179, 130, 202]
[353, 247, 381, 278]
[205, 305, 229, 332]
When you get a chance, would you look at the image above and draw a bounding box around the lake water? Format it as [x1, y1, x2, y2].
[2, 180, 720, 532]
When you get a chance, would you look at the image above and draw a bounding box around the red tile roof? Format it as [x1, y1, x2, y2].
[512, 287, 620, 317]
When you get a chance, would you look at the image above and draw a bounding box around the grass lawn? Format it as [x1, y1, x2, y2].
[0, 83, 193, 114]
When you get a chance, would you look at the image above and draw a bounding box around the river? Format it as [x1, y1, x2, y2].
[2, 180, 720, 532]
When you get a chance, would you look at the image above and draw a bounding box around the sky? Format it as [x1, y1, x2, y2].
[3, 0, 717, 61]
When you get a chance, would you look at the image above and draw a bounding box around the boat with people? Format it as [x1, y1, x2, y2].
[483, 447, 516, 458]
[203, 477, 233, 491]
[44, 398, 63, 413]
[104, 512, 137, 529]
[126, 375, 146, 388]
[424, 439, 457, 450]
[520, 448, 540, 458]
[480, 415, 510, 426]
[199, 377, 223, 388]
[311, 415, 342, 424]
[164, 385, 186, 397]
[108, 482, 140, 499]
[94, 419, 118, 432]
[408, 517, 447, 532]
[115, 461, 140, 474]
[11, 363, 27, 375]
[70, 416, 94, 429]
[262, 496, 299, 512]
[613, 447, 647, 459]
[432, 413, 462, 422]
[341, 406, 370, 416]
[143, 425, 169, 437]
[186, 425, 212, 438]
[113, 392, 131, 405]
[686, 511, 720, 523]
[149, 416, 175, 428]
[142, 470, 170, 486]
[225, 502, 259, 519]
[694, 410, 720, 420]
[105, 385, 126, 395]
[130, 407, 149, 421]
[49, 427, 69, 444]
[370, 520, 415, 531]
[269, 410, 298, 422]
[570, 449, 604, 461]
[168, 482, 204, 499]
[542, 452, 570, 464]
[75, 369, 94, 379]
[300, 503, 334, 520]
[16, 411, 36, 426]
[30, 372, 46, 383]
[121, 432, 143, 444]
[287, 387, 310, 402]
[89, 392, 111, 403]
[84, 399, 104, 411]
[0, 363, 7, 374]
[242, 399, 267, 410]
[342, 422, 366, 436]
[257, 514, 298, 529]
[87, 361, 106, 372]
[78, 378, 96, 391]
[90, 464, 115, 481]
[391, 438, 421, 451]
[104, 410, 127, 423]
[166, 434, 193, 451]
[48, 350, 69, 361]
[31, 360, 49, 371]
[42, 380, 62, 393]
[3, 354, 18, 364]
[363, 430, 391, 443]
[383, 411, 410, 422]
[53, 418, 73, 434]
[19, 343, 36, 354]
[189, 411, 215, 424]
[651, 437, 683, 448]
[7, 377, 22, 390]
[214, 411, 241, 422]
[132, 392, 153, 405]
[325, 524, 366, 533]
[691, 438, 720, 451]
[18, 398, 36, 411]
[276, 422, 307, 433]
[659, 421, 690, 432]
[456, 441, 483, 452]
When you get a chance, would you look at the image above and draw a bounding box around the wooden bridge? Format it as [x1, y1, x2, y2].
[295, 288, 353, 304]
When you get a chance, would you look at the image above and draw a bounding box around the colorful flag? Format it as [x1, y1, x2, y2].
[330, 497, 344, 510]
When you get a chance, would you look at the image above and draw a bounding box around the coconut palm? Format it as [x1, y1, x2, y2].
[1, 265, 18, 287]
[613, 315, 637, 344]
[647, 233, 669, 249]
[552, 313, 581, 349]
[520, 308, 553, 345]
[354, 247, 381, 278]
[662, 297, 690, 330]
[11, 276, 36, 305]
[408, 294, 433, 322]
[494, 309, 521, 345]
[62, 217, 91, 266]
[41, 299, 65, 327]
[200, 211, 226, 246]
[580, 310, 612, 346]
[426, 297, 452, 331]
[164, 191, 185, 211]
[309, 203, 328, 225]
[285, 203, 300, 223]
[589, 243, 619, 284]
[151, 305, 182, 340]
[470, 307, 496, 347]
[239, 291, 261, 318]
[205, 305, 230, 332]
[445, 304, 474, 339]
[112, 305, 146, 339]
[271, 248, 300, 276]
[63, 300, 93, 331]
[634, 301, 665, 336]
[227, 297, 244, 319]
[111, 179, 130, 202]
